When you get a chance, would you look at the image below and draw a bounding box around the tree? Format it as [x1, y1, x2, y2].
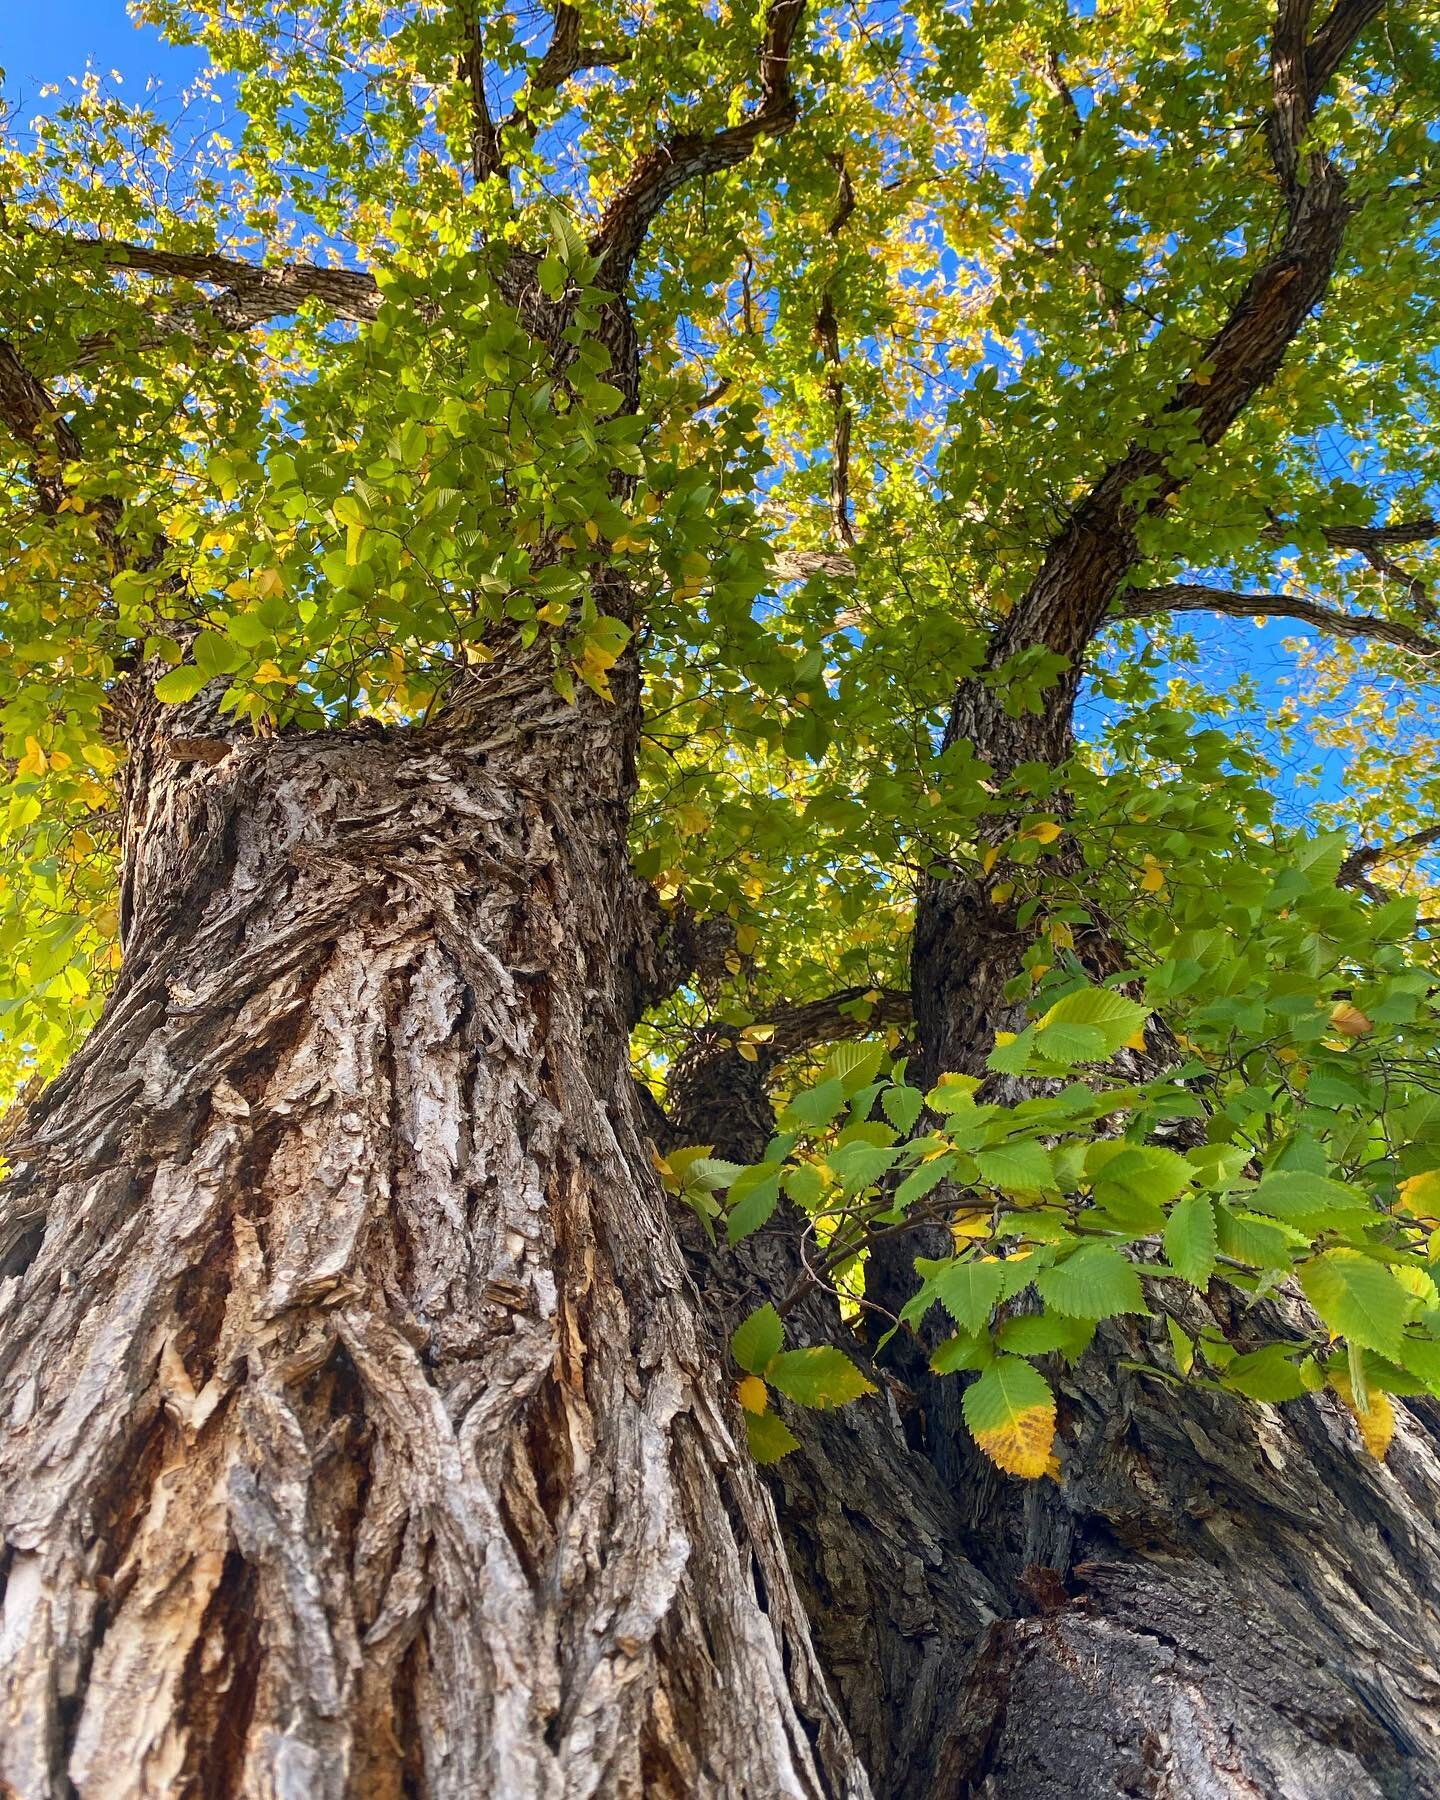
[2, 0, 1440, 1793]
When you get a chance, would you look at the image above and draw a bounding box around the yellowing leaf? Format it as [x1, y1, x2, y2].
[1396, 1170, 1440, 1220]
[962, 1355, 1056, 1479]
[1021, 820, 1062, 845]
[736, 1375, 769, 1415]
[1139, 856, 1165, 893]
[1331, 1371, 1395, 1461]
[1328, 1002, 1373, 1038]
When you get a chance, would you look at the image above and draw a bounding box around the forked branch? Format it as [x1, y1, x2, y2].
[591, 0, 807, 288]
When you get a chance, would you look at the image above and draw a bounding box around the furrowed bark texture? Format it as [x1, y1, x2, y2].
[946, 1324, 1440, 1800]
[659, 1039, 1001, 1800]
[0, 672, 868, 1799]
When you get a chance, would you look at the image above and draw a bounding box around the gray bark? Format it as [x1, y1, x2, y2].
[0, 664, 868, 1799]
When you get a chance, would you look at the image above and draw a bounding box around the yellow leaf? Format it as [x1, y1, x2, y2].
[990, 882, 1015, 905]
[1047, 919, 1074, 949]
[736, 1375, 768, 1415]
[737, 1042, 759, 1062]
[1332, 1373, 1395, 1461]
[981, 846, 1000, 875]
[1397, 1170, 1440, 1221]
[1123, 1027, 1148, 1051]
[16, 736, 46, 778]
[675, 804, 709, 836]
[1021, 820, 1062, 845]
[969, 1387, 1056, 1479]
[1139, 856, 1165, 893]
[1329, 1001, 1373, 1038]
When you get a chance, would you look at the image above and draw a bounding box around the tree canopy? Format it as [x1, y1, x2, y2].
[4, 0, 1440, 1481]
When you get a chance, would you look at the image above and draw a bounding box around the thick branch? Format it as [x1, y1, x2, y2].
[492, 5, 630, 163]
[457, 6, 502, 181]
[38, 238, 381, 326]
[1118, 582, 1440, 657]
[951, 0, 1385, 774]
[1306, 0, 1388, 96]
[591, 0, 806, 288]
[1338, 822, 1440, 893]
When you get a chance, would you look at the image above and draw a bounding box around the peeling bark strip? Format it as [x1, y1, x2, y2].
[0, 678, 867, 1799]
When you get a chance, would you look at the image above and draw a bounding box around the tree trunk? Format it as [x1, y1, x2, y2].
[0, 667, 867, 1799]
[947, 1326, 1440, 1800]
[658, 1036, 1001, 1800]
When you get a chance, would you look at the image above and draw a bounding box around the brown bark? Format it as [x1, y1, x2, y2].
[0, 664, 868, 1798]
[658, 1035, 1002, 1800]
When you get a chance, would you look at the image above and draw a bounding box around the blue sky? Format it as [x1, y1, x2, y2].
[3, 2, 203, 105]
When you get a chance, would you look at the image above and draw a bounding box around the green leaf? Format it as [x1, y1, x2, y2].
[821, 1039, 887, 1094]
[930, 1331, 994, 1373]
[892, 1153, 956, 1212]
[1089, 1143, 1194, 1205]
[745, 1410, 801, 1464]
[829, 1140, 902, 1194]
[962, 1355, 1056, 1478]
[193, 631, 247, 678]
[975, 1140, 1053, 1192]
[1164, 1192, 1217, 1288]
[1035, 1244, 1146, 1320]
[1215, 1205, 1301, 1269]
[766, 1346, 876, 1409]
[1032, 1020, 1110, 1064]
[1299, 1250, 1409, 1358]
[783, 1077, 847, 1130]
[1165, 1314, 1195, 1375]
[995, 1312, 1094, 1358]
[881, 1083, 925, 1133]
[1247, 1170, 1373, 1230]
[1037, 984, 1148, 1053]
[153, 665, 211, 704]
[731, 1303, 783, 1375]
[726, 1167, 782, 1243]
[782, 1162, 826, 1209]
[930, 1258, 1007, 1333]
[685, 1158, 746, 1191]
[1222, 1345, 1307, 1402]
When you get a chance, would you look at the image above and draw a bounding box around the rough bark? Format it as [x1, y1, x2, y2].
[658, 1036, 1001, 1800]
[943, 1308, 1440, 1800]
[0, 665, 868, 1799]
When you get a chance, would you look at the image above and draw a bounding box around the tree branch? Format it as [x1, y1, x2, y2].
[37, 238, 381, 326]
[0, 334, 123, 549]
[814, 157, 858, 549]
[1117, 582, 1440, 657]
[956, 0, 1385, 765]
[457, 5, 502, 181]
[590, 0, 807, 289]
[1306, 0, 1388, 96]
[1337, 823, 1440, 894]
